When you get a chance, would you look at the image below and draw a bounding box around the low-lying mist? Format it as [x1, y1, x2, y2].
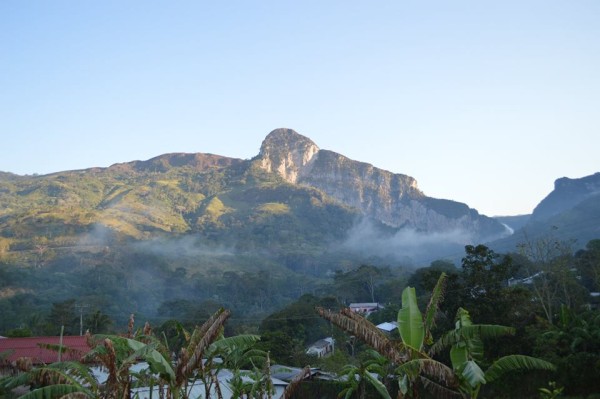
[133, 236, 236, 258]
[338, 218, 480, 265]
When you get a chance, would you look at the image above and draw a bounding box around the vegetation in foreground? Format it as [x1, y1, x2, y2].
[1, 237, 600, 398]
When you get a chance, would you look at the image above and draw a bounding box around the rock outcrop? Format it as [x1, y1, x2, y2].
[257, 128, 320, 183]
[531, 172, 600, 222]
[255, 128, 507, 240]
[490, 172, 600, 253]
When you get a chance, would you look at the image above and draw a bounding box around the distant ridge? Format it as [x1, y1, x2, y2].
[111, 153, 245, 173]
[531, 172, 600, 222]
[489, 172, 600, 252]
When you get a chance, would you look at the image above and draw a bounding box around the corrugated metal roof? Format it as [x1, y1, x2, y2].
[376, 321, 398, 332]
[0, 336, 91, 364]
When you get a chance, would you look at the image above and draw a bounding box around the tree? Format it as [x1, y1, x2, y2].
[575, 239, 600, 292]
[26, 313, 47, 336]
[85, 310, 113, 334]
[259, 294, 340, 365]
[46, 299, 78, 335]
[531, 306, 600, 395]
[333, 265, 392, 304]
[517, 235, 584, 324]
[459, 245, 527, 326]
[461, 245, 515, 292]
[6, 327, 32, 337]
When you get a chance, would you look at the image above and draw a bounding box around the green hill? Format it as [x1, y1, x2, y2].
[0, 152, 368, 332]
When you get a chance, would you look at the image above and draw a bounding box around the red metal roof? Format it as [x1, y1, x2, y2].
[0, 336, 91, 364]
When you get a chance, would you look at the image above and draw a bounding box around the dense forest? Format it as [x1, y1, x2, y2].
[2, 237, 600, 398]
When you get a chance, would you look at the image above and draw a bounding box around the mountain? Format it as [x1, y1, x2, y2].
[0, 128, 511, 331]
[531, 173, 600, 222]
[0, 128, 507, 257]
[256, 128, 506, 239]
[489, 172, 600, 252]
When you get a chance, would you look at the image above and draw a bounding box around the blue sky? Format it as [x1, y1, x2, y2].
[1, 1, 598, 216]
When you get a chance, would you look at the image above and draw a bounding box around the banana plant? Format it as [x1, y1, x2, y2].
[398, 272, 448, 351]
[430, 307, 556, 399]
[79, 307, 232, 399]
[394, 273, 460, 398]
[338, 352, 392, 399]
[0, 361, 99, 399]
[317, 272, 459, 399]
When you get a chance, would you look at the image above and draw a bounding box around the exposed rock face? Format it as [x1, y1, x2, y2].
[531, 172, 600, 222]
[256, 128, 507, 239]
[490, 172, 600, 253]
[257, 128, 320, 183]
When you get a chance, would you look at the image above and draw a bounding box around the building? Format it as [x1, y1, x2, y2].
[0, 335, 91, 370]
[306, 337, 335, 358]
[376, 321, 398, 333]
[349, 302, 383, 316]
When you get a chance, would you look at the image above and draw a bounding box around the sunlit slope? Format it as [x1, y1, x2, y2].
[0, 153, 358, 261]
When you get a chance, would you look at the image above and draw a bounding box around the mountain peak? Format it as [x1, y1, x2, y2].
[260, 128, 319, 154]
[257, 128, 320, 183]
[531, 172, 600, 221]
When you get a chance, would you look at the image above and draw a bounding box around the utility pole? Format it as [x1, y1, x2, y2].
[74, 304, 90, 336]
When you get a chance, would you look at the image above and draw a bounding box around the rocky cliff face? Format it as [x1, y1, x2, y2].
[257, 128, 320, 183]
[255, 128, 507, 240]
[531, 172, 600, 222]
[490, 172, 600, 253]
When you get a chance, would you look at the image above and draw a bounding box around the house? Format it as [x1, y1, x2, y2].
[306, 337, 335, 358]
[271, 365, 325, 381]
[349, 302, 383, 316]
[376, 321, 398, 333]
[508, 272, 544, 287]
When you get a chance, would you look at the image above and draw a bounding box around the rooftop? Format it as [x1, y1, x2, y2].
[0, 336, 91, 364]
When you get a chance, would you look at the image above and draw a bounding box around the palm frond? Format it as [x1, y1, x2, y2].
[124, 340, 175, 383]
[429, 325, 515, 356]
[1, 362, 95, 394]
[424, 272, 447, 343]
[398, 287, 425, 351]
[0, 349, 14, 361]
[51, 361, 98, 390]
[460, 360, 486, 388]
[396, 358, 457, 387]
[419, 358, 457, 386]
[18, 384, 90, 399]
[316, 307, 408, 365]
[279, 366, 311, 399]
[207, 334, 261, 356]
[180, 308, 231, 383]
[36, 343, 83, 358]
[484, 355, 555, 383]
[185, 308, 228, 360]
[102, 338, 118, 387]
[419, 376, 463, 399]
[363, 371, 392, 399]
